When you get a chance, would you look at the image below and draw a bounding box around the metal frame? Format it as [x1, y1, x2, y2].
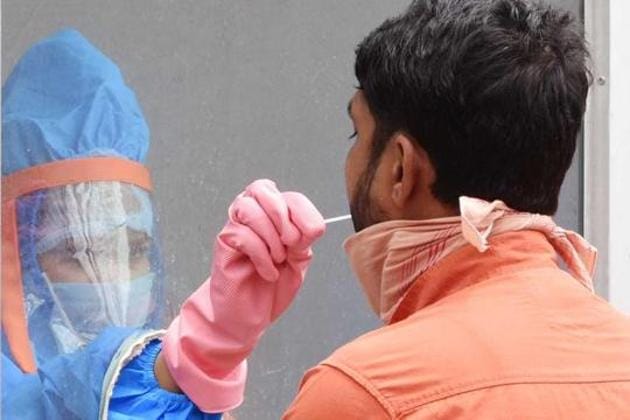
[583, 0, 610, 298]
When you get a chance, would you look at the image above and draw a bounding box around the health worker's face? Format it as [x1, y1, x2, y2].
[35, 184, 154, 284]
[345, 91, 388, 232]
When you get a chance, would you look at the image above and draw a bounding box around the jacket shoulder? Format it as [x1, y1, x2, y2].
[283, 363, 392, 419]
[324, 273, 630, 414]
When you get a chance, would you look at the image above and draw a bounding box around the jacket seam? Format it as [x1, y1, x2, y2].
[396, 373, 630, 413]
[393, 265, 567, 324]
[322, 360, 397, 419]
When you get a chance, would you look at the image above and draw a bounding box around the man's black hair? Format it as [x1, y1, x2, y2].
[355, 0, 591, 214]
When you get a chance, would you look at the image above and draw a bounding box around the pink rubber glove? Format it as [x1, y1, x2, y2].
[161, 179, 325, 413]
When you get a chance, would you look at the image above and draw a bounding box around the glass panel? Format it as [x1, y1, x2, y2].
[2, 1, 585, 417]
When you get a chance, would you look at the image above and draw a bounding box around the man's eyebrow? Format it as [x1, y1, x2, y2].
[347, 100, 353, 119]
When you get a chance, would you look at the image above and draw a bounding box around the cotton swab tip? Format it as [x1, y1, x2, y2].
[324, 214, 352, 224]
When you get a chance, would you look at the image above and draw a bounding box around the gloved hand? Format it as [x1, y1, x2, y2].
[161, 179, 325, 413]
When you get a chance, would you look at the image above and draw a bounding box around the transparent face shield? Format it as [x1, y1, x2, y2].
[17, 181, 164, 358]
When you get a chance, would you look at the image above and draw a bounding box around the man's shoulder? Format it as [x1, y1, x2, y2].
[308, 310, 482, 417]
[322, 270, 630, 414]
[325, 306, 470, 377]
[283, 309, 469, 419]
[282, 363, 393, 419]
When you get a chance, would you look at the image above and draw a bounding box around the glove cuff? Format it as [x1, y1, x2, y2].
[162, 315, 248, 413]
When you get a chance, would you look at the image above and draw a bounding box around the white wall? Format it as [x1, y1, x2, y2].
[608, 0, 630, 313]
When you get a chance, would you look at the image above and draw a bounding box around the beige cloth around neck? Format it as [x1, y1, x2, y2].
[344, 196, 598, 323]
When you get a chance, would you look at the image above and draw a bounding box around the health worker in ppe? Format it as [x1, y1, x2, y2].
[1, 28, 216, 420]
[2, 29, 326, 419]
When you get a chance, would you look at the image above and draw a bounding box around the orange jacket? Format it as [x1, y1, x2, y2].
[283, 231, 630, 419]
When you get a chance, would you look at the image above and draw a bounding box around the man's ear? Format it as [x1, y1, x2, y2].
[391, 133, 422, 209]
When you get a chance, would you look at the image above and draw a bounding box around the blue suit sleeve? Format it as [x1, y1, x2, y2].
[2, 327, 132, 420]
[2, 353, 46, 420]
[3, 328, 223, 419]
[108, 339, 222, 420]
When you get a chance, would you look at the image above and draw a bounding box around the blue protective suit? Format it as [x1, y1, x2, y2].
[2, 29, 221, 420]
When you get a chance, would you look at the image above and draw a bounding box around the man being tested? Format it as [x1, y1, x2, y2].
[281, 0, 630, 417]
[158, 0, 630, 417]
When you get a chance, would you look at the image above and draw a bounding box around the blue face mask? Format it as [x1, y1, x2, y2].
[46, 273, 155, 352]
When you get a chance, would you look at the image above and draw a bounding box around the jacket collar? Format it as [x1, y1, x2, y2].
[389, 230, 562, 324]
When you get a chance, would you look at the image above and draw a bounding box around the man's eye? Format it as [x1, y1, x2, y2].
[348, 130, 358, 140]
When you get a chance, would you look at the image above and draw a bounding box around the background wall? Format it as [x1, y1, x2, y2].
[608, 0, 630, 313]
[2, 1, 586, 417]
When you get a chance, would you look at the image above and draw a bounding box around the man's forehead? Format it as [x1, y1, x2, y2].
[347, 91, 361, 118]
[347, 90, 371, 121]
